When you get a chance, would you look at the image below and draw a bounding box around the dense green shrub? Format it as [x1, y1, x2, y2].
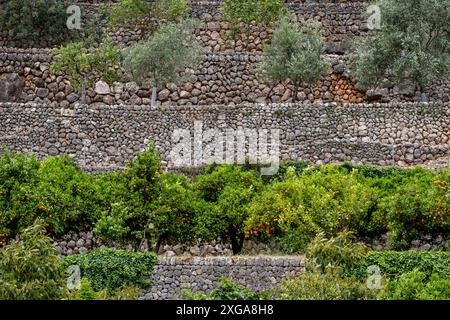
[377, 270, 450, 300]
[94, 145, 200, 251]
[67, 278, 140, 300]
[62, 250, 157, 293]
[220, 0, 288, 37]
[0, 0, 73, 45]
[0, 150, 40, 244]
[93, 144, 162, 246]
[376, 169, 449, 249]
[0, 154, 101, 240]
[350, 251, 450, 280]
[306, 232, 368, 276]
[1, 148, 448, 255]
[125, 142, 161, 202]
[0, 221, 66, 300]
[147, 173, 198, 252]
[194, 165, 263, 254]
[276, 271, 374, 300]
[182, 277, 270, 300]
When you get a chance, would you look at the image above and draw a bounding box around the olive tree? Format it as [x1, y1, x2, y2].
[258, 16, 330, 102]
[50, 41, 122, 104]
[350, 0, 450, 99]
[122, 19, 202, 108]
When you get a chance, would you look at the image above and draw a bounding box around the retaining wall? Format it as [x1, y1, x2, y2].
[142, 256, 306, 300]
[0, 102, 448, 170]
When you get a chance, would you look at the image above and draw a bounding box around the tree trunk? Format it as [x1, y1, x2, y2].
[154, 234, 164, 254]
[80, 74, 88, 104]
[418, 84, 428, 102]
[229, 226, 244, 255]
[266, 84, 274, 103]
[151, 85, 157, 109]
[292, 83, 299, 103]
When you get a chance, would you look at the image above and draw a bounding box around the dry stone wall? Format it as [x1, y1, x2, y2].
[142, 256, 306, 300]
[0, 102, 448, 171]
[0, 1, 449, 106]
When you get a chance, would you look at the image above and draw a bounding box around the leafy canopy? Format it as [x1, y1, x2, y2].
[122, 19, 202, 88]
[350, 0, 450, 89]
[50, 41, 122, 93]
[0, 0, 73, 45]
[0, 221, 66, 300]
[258, 16, 330, 91]
[109, 0, 190, 33]
[220, 0, 288, 37]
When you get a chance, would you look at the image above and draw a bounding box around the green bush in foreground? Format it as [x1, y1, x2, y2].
[0, 221, 66, 300]
[349, 250, 450, 280]
[378, 270, 450, 300]
[66, 278, 140, 300]
[277, 271, 374, 300]
[306, 231, 367, 276]
[63, 250, 157, 293]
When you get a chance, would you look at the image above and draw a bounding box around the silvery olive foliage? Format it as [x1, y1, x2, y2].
[258, 16, 330, 101]
[351, 0, 450, 90]
[122, 19, 202, 107]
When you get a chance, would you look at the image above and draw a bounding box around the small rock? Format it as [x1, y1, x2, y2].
[66, 92, 79, 103]
[79, 247, 88, 254]
[76, 239, 85, 247]
[94, 81, 110, 95]
[190, 245, 200, 256]
[165, 251, 176, 257]
[158, 89, 170, 101]
[419, 244, 431, 250]
[67, 240, 76, 249]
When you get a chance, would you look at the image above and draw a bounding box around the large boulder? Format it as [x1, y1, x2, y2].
[0, 73, 25, 102]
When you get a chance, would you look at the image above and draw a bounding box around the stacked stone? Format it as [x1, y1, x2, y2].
[369, 234, 450, 251]
[161, 240, 277, 257]
[0, 102, 448, 171]
[52, 230, 278, 257]
[54, 231, 101, 256]
[143, 256, 306, 300]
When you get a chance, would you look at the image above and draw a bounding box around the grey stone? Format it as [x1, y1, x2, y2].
[0, 73, 24, 102]
[95, 81, 110, 95]
[66, 93, 79, 103]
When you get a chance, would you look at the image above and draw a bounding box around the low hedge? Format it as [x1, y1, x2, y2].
[350, 250, 450, 279]
[62, 250, 157, 292]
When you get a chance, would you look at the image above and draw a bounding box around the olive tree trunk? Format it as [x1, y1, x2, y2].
[80, 74, 88, 104]
[151, 85, 157, 109]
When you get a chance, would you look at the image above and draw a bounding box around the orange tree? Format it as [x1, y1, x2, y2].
[194, 165, 263, 254]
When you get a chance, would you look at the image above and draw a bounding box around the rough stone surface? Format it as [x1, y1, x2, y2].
[94, 81, 110, 95]
[0, 73, 24, 102]
[143, 256, 306, 300]
[0, 102, 448, 171]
